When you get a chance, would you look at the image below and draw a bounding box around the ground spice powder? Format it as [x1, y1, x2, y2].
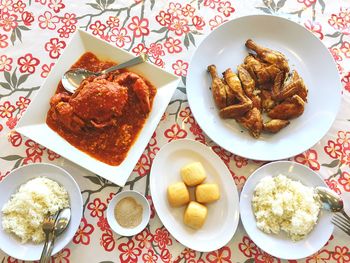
[114, 197, 143, 228]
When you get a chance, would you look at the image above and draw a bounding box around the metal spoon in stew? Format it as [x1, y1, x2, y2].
[61, 53, 148, 94]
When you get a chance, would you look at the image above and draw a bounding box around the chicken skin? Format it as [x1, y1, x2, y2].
[268, 95, 305, 120]
[219, 68, 253, 118]
[245, 39, 290, 73]
[207, 39, 307, 138]
[263, 119, 290, 133]
[236, 107, 263, 138]
[207, 65, 227, 109]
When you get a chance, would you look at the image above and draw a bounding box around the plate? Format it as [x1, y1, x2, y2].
[107, 190, 150, 237]
[240, 161, 333, 260]
[0, 163, 83, 261]
[16, 29, 180, 187]
[186, 15, 341, 161]
[150, 139, 240, 252]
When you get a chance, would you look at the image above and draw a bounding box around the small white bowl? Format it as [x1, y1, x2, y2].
[107, 190, 150, 236]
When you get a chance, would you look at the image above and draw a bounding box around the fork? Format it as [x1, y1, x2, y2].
[40, 212, 59, 263]
[332, 211, 350, 236]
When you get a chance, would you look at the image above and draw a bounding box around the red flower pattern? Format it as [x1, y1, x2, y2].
[0, 1, 349, 261]
[100, 229, 115, 252]
[206, 246, 231, 263]
[38, 11, 59, 29]
[45, 38, 66, 59]
[164, 37, 182, 53]
[135, 228, 154, 249]
[21, 11, 34, 26]
[8, 131, 22, 147]
[133, 153, 151, 176]
[0, 12, 18, 32]
[304, 20, 323, 39]
[339, 171, 350, 191]
[87, 198, 107, 217]
[110, 27, 131, 47]
[97, 216, 110, 231]
[172, 59, 188, 76]
[0, 33, 9, 48]
[164, 123, 187, 142]
[53, 248, 70, 263]
[73, 217, 94, 245]
[118, 239, 141, 263]
[217, 1, 235, 17]
[238, 236, 259, 257]
[142, 249, 158, 263]
[0, 101, 15, 118]
[154, 227, 172, 249]
[17, 53, 40, 73]
[41, 62, 55, 78]
[332, 246, 350, 263]
[294, 149, 320, 170]
[306, 249, 331, 262]
[128, 16, 149, 37]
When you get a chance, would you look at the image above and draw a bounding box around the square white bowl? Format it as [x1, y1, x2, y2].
[16, 30, 179, 186]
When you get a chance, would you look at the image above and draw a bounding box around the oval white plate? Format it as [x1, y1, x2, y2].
[0, 163, 83, 261]
[150, 139, 240, 252]
[240, 161, 333, 260]
[107, 190, 150, 237]
[187, 15, 341, 161]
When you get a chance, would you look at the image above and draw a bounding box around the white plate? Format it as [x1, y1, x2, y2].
[150, 139, 240, 252]
[0, 163, 83, 261]
[240, 161, 334, 260]
[187, 15, 341, 161]
[107, 190, 150, 237]
[16, 30, 180, 187]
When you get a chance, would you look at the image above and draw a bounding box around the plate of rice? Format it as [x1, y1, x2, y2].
[240, 161, 333, 260]
[0, 163, 83, 261]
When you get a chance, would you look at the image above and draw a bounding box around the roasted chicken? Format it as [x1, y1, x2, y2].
[207, 39, 308, 138]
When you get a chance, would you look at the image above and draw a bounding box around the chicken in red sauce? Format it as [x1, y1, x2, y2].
[46, 52, 157, 166]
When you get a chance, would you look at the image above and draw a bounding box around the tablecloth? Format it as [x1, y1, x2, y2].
[1, 0, 350, 262]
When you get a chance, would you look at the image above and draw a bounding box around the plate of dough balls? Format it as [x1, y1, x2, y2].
[150, 139, 240, 252]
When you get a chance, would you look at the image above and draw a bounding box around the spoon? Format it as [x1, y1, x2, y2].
[315, 186, 350, 219]
[61, 53, 148, 93]
[40, 208, 71, 263]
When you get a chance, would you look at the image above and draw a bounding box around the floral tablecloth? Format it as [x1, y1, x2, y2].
[1, 0, 350, 262]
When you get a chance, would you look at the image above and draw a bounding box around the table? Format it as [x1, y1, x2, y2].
[1, 0, 349, 262]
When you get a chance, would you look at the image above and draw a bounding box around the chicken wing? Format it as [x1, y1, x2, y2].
[263, 119, 290, 133]
[219, 103, 253, 119]
[237, 65, 261, 110]
[207, 65, 227, 109]
[268, 95, 305, 120]
[291, 70, 308, 101]
[236, 107, 263, 138]
[245, 39, 290, 73]
[237, 65, 255, 97]
[244, 55, 281, 85]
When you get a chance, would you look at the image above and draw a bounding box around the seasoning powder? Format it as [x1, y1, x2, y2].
[115, 197, 143, 228]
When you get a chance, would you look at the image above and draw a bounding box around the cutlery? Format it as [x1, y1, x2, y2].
[40, 208, 71, 263]
[315, 186, 350, 235]
[61, 53, 148, 93]
[39, 211, 60, 263]
[332, 213, 350, 236]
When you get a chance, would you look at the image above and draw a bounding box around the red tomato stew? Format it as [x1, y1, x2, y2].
[46, 52, 157, 166]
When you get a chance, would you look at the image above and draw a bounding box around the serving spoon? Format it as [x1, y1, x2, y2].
[40, 208, 71, 263]
[61, 53, 148, 94]
[315, 186, 350, 219]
